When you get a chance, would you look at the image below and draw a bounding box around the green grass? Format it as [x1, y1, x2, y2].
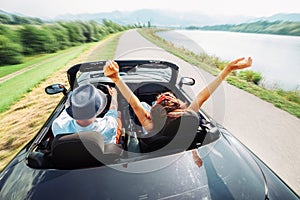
[0, 53, 66, 78]
[97, 32, 122, 60]
[138, 28, 300, 118]
[0, 32, 122, 114]
[227, 76, 300, 117]
[0, 32, 122, 79]
[85, 32, 122, 61]
[0, 43, 94, 113]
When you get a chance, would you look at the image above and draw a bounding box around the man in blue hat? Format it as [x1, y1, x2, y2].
[52, 84, 119, 144]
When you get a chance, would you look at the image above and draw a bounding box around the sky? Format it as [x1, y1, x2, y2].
[1, 0, 300, 19]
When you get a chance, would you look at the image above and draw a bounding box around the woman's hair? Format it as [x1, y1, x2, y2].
[150, 92, 187, 133]
[154, 92, 181, 113]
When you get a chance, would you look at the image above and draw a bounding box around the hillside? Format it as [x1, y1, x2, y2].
[195, 21, 300, 36]
[251, 13, 300, 22]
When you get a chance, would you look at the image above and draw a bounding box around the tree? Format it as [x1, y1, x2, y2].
[0, 35, 23, 65]
[19, 25, 58, 54]
[79, 21, 98, 42]
[0, 24, 21, 43]
[44, 24, 70, 50]
[90, 21, 102, 40]
[11, 15, 31, 24]
[0, 14, 11, 24]
[102, 19, 126, 33]
[60, 22, 86, 45]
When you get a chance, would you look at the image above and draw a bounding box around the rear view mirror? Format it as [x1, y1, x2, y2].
[45, 84, 67, 95]
[179, 77, 195, 88]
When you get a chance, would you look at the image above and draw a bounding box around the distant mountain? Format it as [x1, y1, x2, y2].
[54, 9, 254, 27]
[2, 9, 300, 27]
[55, 10, 300, 27]
[0, 9, 27, 17]
[0, 9, 11, 16]
[250, 13, 300, 22]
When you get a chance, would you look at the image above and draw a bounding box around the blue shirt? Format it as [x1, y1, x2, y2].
[52, 109, 118, 144]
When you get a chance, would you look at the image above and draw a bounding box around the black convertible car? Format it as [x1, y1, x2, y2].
[0, 60, 298, 200]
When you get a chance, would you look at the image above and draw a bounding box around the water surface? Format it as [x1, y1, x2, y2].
[157, 30, 300, 90]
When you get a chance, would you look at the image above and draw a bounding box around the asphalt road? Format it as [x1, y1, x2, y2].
[114, 29, 300, 194]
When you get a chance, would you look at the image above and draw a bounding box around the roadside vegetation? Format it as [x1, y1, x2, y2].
[187, 20, 300, 37]
[138, 28, 300, 118]
[0, 19, 133, 66]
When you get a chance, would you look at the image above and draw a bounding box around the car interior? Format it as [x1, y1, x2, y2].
[26, 63, 221, 170]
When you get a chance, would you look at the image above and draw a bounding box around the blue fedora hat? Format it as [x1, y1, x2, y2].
[66, 84, 107, 120]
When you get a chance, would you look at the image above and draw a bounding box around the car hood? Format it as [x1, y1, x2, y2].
[0, 130, 268, 199]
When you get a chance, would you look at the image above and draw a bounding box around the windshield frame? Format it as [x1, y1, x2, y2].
[67, 60, 179, 90]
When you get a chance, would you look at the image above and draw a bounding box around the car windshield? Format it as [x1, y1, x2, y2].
[74, 61, 175, 86]
[121, 63, 172, 82]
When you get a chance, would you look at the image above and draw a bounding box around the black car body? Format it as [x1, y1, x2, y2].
[0, 60, 298, 200]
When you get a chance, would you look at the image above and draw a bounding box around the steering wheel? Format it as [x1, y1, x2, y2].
[96, 83, 112, 117]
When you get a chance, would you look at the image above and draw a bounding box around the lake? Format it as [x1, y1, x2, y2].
[156, 30, 300, 90]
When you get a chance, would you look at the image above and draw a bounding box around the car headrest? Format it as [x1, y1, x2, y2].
[140, 110, 199, 153]
[51, 131, 105, 169]
[162, 110, 199, 137]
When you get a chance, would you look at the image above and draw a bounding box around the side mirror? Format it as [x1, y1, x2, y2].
[179, 77, 195, 88]
[45, 84, 67, 95]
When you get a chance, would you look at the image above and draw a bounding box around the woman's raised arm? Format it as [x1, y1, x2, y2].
[188, 57, 252, 112]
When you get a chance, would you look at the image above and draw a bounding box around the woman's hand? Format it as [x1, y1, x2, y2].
[226, 57, 252, 72]
[104, 60, 120, 83]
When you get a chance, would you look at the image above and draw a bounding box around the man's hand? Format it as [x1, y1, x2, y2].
[107, 86, 118, 110]
[107, 85, 117, 98]
[104, 60, 120, 83]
